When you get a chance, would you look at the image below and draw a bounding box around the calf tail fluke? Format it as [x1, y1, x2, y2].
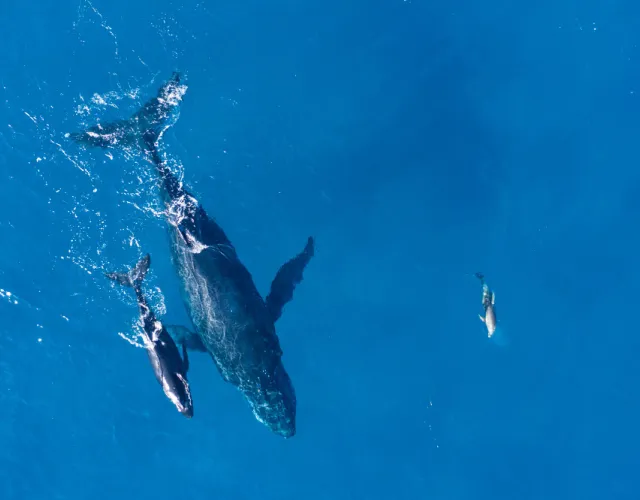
[105, 254, 151, 289]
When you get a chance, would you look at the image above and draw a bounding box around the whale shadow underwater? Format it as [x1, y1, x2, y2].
[72, 73, 315, 438]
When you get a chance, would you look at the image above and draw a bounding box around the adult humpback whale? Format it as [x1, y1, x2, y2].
[71, 73, 314, 437]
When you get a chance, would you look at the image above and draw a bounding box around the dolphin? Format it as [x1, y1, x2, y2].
[105, 254, 194, 418]
[475, 272, 497, 338]
[71, 73, 314, 437]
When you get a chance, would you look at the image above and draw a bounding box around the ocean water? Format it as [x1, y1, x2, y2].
[1, 0, 640, 498]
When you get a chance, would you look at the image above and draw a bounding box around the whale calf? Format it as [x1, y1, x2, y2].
[106, 254, 193, 418]
[73, 73, 314, 437]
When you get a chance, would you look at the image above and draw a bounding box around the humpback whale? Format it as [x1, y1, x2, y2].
[105, 254, 193, 418]
[72, 73, 314, 437]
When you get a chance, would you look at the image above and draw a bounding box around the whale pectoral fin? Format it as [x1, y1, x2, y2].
[266, 236, 315, 323]
[166, 324, 207, 352]
[181, 342, 190, 374]
[479, 314, 486, 323]
[70, 72, 184, 151]
[491, 292, 495, 305]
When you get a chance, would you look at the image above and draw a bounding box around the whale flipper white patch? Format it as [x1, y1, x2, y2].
[479, 314, 485, 323]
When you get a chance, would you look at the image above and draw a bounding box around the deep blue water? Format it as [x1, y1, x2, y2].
[1, 0, 640, 498]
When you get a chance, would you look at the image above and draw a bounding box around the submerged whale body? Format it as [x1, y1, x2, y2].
[72, 73, 314, 437]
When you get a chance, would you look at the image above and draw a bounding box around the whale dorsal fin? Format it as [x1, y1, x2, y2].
[266, 236, 315, 323]
[166, 324, 207, 352]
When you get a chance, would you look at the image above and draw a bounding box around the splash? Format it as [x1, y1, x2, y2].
[0, 288, 20, 306]
[5, 74, 176, 351]
[0, 0, 208, 364]
[74, 0, 120, 60]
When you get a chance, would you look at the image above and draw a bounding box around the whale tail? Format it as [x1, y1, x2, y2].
[105, 254, 151, 289]
[68, 72, 186, 151]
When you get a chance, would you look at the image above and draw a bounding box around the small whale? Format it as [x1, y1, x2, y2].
[74, 73, 314, 437]
[105, 254, 194, 418]
[475, 272, 497, 338]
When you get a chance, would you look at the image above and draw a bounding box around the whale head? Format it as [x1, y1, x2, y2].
[243, 360, 297, 438]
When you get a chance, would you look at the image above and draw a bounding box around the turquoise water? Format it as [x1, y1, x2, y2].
[1, 0, 639, 498]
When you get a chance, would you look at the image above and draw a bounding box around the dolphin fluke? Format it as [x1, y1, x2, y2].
[105, 254, 151, 289]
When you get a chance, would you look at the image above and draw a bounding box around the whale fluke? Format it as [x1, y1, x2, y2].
[69, 72, 186, 150]
[266, 236, 315, 323]
[105, 254, 150, 289]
